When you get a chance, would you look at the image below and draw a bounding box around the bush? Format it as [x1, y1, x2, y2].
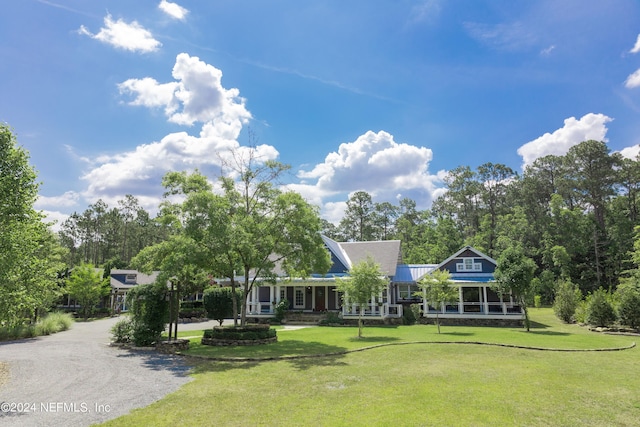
[553, 280, 582, 323]
[586, 288, 616, 327]
[128, 282, 169, 346]
[111, 317, 134, 343]
[205, 324, 276, 340]
[273, 299, 289, 323]
[617, 287, 640, 329]
[203, 287, 243, 326]
[402, 304, 417, 325]
[34, 312, 74, 335]
[179, 308, 207, 319]
[319, 311, 343, 325]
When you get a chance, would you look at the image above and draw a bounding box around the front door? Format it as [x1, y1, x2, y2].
[315, 287, 326, 311]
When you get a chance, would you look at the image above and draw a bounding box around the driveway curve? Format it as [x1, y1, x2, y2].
[0, 317, 209, 427]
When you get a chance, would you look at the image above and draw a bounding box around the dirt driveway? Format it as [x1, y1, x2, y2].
[0, 317, 205, 427]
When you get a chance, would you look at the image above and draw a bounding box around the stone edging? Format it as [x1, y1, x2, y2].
[178, 340, 636, 362]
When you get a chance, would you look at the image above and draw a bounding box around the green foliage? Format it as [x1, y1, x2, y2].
[319, 311, 343, 325]
[111, 317, 134, 343]
[128, 282, 169, 346]
[203, 287, 243, 326]
[336, 256, 389, 338]
[617, 283, 640, 329]
[585, 288, 616, 327]
[494, 245, 537, 331]
[416, 269, 457, 333]
[34, 312, 74, 336]
[65, 263, 110, 320]
[204, 325, 276, 341]
[273, 299, 289, 323]
[553, 280, 582, 323]
[402, 304, 417, 325]
[0, 124, 66, 328]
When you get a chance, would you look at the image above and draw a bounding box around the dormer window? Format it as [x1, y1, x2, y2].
[456, 258, 481, 272]
[125, 274, 137, 284]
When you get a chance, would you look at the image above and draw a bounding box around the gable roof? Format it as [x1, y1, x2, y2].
[321, 235, 401, 277]
[110, 269, 159, 290]
[436, 245, 497, 271]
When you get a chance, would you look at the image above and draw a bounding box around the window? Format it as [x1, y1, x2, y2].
[125, 274, 137, 284]
[456, 258, 482, 272]
[280, 289, 285, 301]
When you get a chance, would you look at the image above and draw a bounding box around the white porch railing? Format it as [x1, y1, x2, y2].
[341, 303, 403, 318]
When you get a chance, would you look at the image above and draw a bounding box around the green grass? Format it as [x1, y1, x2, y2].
[0, 311, 74, 341]
[100, 309, 640, 427]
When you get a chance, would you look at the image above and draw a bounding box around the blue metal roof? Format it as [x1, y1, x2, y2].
[393, 264, 437, 283]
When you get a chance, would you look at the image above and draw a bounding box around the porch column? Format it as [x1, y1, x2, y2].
[275, 285, 281, 303]
[269, 286, 275, 313]
[482, 286, 488, 314]
[458, 286, 464, 314]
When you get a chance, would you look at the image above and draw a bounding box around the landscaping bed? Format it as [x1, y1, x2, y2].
[201, 324, 277, 346]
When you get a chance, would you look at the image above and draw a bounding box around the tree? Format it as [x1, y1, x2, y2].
[203, 287, 243, 326]
[160, 147, 331, 327]
[553, 279, 582, 323]
[65, 263, 110, 320]
[585, 288, 616, 327]
[0, 124, 66, 327]
[130, 235, 209, 339]
[416, 269, 458, 334]
[339, 191, 375, 241]
[336, 256, 389, 338]
[493, 245, 537, 331]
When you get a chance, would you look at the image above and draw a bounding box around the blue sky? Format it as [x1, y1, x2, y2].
[2, 0, 640, 228]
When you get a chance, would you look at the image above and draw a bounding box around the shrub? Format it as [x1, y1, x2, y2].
[617, 286, 640, 329]
[203, 287, 243, 326]
[33, 312, 74, 335]
[402, 304, 417, 325]
[179, 308, 207, 319]
[319, 311, 342, 325]
[534, 295, 542, 308]
[574, 298, 589, 324]
[205, 325, 276, 341]
[111, 317, 134, 343]
[586, 288, 616, 327]
[553, 280, 582, 323]
[273, 299, 289, 323]
[128, 282, 169, 346]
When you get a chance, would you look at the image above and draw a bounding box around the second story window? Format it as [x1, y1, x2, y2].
[456, 258, 481, 272]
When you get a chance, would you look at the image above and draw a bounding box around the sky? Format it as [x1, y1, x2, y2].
[2, 0, 640, 229]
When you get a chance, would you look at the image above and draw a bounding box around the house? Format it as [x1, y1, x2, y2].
[244, 236, 524, 325]
[109, 269, 159, 312]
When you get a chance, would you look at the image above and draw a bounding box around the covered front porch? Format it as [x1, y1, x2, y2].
[246, 280, 404, 320]
[420, 282, 524, 320]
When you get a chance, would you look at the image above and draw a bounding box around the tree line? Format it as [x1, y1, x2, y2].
[324, 140, 640, 300]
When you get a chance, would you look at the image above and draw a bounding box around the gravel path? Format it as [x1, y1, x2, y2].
[0, 317, 210, 427]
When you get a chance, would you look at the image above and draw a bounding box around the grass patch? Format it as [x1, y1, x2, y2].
[100, 309, 640, 427]
[0, 312, 74, 341]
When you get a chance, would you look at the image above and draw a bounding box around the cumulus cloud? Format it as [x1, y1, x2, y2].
[82, 54, 269, 209]
[297, 130, 443, 211]
[159, 0, 189, 21]
[625, 69, 640, 89]
[119, 53, 251, 127]
[619, 144, 640, 160]
[517, 113, 612, 168]
[35, 191, 80, 209]
[78, 14, 161, 53]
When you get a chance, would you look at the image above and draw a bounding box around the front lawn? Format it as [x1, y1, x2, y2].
[101, 309, 639, 426]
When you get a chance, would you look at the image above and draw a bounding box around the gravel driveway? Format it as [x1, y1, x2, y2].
[0, 317, 214, 427]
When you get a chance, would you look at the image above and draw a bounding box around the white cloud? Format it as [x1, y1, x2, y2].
[297, 130, 443, 210]
[159, 0, 189, 21]
[630, 34, 640, 54]
[40, 210, 70, 233]
[78, 14, 161, 53]
[625, 69, 640, 89]
[81, 54, 271, 211]
[119, 53, 251, 127]
[35, 191, 80, 209]
[517, 113, 612, 168]
[619, 144, 640, 160]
